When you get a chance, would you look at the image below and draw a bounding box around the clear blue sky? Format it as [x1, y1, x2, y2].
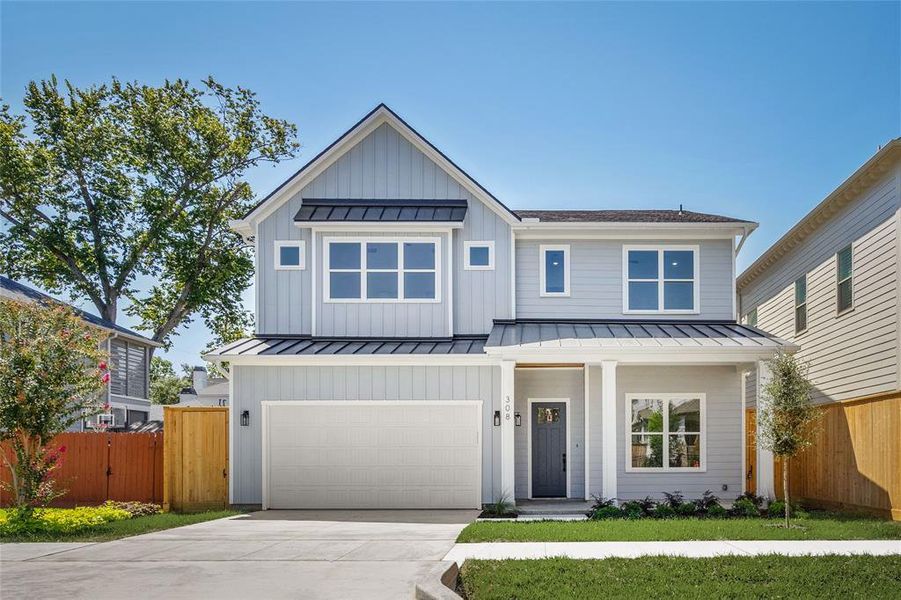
[3, 1, 899, 368]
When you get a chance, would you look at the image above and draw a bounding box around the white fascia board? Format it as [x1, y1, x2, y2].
[229, 219, 255, 241]
[295, 222, 461, 232]
[514, 224, 748, 240]
[204, 354, 500, 367]
[483, 347, 791, 364]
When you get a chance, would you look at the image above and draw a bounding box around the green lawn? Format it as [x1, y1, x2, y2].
[459, 555, 901, 600]
[458, 513, 901, 542]
[0, 510, 240, 543]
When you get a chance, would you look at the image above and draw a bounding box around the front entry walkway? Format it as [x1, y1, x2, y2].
[445, 539, 901, 562]
[1, 510, 479, 600]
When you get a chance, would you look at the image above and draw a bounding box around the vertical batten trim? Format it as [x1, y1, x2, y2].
[583, 364, 591, 500]
[510, 228, 517, 319]
[228, 368, 235, 505]
[601, 360, 618, 501]
[448, 231, 454, 335]
[311, 228, 317, 336]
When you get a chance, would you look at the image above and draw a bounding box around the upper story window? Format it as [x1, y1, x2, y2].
[627, 394, 705, 472]
[109, 339, 147, 399]
[743, 307, 758, 327]
[464, 241, 495, 270]
[794, 275, 807, 333]
[836, 245, 853, 314]
[274, 240, 305, 270]
[624, 246, 698, 313]
[539, 244, 570, 297]
[324, 238, 440, 302]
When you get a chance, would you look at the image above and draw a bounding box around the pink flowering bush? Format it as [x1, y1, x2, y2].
[0, 299, 109, 516]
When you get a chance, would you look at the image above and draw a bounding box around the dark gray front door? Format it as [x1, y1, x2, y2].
[531, 402, 566, 497]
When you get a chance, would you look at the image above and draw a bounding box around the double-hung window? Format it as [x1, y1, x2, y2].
[627, 394, 705, 471]
[624, 246, 698, 313]
[794, 275, 807, 333]
[325, 238, 439, 302]
[540, 244, 570, 296]
[836, 245, 853, 314]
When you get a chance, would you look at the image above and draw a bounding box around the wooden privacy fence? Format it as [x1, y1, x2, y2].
[750, 393, 900, 520]
[0, 432, 163, 507]
[164, 406, 228, 512]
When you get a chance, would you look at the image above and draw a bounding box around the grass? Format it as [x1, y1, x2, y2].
[0, 510, 240, 543]
[459, 555, 901, 599]
[457, 512, 901, 542]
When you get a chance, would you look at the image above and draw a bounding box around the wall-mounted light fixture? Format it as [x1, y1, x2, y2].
[514, 413, 522, 427]
[493, 410, 501, 426]
[240, 410, 250, 427]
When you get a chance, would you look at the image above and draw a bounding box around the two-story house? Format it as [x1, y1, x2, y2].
[207, 105, 792, 510]
[1, 276, 160, 430]
[738, 140, 900, 519]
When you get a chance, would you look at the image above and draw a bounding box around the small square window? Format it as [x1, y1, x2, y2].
[274, 241, 305, 270]
[464, 241, 495, 270]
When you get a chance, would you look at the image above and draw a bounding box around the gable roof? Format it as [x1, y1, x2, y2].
[738, 138, 901, 289]
[0, 276, 160, 346]
[514, 209, 751, 224]
[237, 103, 520, 232]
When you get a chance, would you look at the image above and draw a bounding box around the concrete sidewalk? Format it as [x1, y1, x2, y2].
[444, 539, 901, 562]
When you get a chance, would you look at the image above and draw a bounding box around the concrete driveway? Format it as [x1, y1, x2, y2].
[1, 510, 478, 599]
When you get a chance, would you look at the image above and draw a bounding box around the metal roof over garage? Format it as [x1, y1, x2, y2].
[207, 335, 488, 357]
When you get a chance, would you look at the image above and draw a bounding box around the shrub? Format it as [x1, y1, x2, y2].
[676, 502, 698, 517]
[482, 495, 517, 518]
[694, 490, 722, 515]
[734, 491, 765, 509]
[653, 504, 676, 519]
[586, 496, 621, 520]
[767, 500, 807, 519]
[661, 490, 685, 509]
[730, 497, 761, 518]
[620, 497, 656, 519]
[103, 501, 162, 518]
[706, 503, 728, 519]
[0, 505, 131, 537]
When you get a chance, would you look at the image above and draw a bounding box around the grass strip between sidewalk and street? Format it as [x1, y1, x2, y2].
[458, 555, 901, 599]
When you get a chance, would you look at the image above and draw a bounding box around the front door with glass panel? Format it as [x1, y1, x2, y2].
[531, 402, 567, 497]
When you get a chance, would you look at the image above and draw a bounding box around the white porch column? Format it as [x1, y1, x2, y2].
[755, 359, 775, 499]
[500, 360, 516, 504]
[601, 360, 618, 501]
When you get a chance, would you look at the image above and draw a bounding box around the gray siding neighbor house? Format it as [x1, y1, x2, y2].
[208, 104, 792, 509]
[1, 276, 161, 429]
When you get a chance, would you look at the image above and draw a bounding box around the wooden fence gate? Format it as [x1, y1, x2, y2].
[1, 432, 163, 507]
[163, 406, 228, 512]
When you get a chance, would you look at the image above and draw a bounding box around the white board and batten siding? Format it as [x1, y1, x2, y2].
[254, 122, 512, 337]
[515, 239, 735, 320]
[231, 364, 502, 506]
[741, 167, 900, 406]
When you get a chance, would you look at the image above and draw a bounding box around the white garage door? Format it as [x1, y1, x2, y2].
[263, 401, 482, 509]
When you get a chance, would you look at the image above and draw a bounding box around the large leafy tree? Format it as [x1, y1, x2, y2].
[0, 76, 298, 347]
[0, 298, 109, 512]
[149, 356, 190, 406]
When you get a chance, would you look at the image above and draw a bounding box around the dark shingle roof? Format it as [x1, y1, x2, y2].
[295, 198, 468, 222]
[0, 276, 159, 346]
[207, 335, 488, 357]
[513, 209, 752, 224]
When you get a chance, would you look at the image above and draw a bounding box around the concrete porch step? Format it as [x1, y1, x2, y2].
[515, 500, 591, 516]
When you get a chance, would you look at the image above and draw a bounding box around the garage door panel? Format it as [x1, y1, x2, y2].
[265, 402, 481, 509]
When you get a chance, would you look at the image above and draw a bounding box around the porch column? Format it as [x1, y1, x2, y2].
[755, 359, 775, 499]
[601, 360, 618, 501]
[500, 360, 516, 504]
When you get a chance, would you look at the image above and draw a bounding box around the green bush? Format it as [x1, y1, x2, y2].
[706, 503, 728, 519]
[103, 501, 162, 518]
[589, 505, 623, 520]
[0, 505, 131, 537]
[730, 497, 761, 518]
[653, 504, 676, 519]
[676, 502, 698, 517]
[767, 500, 807, 519]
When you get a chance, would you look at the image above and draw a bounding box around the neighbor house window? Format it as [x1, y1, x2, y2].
[743, 308, 757, 327]
[109, 339, 148, 399]
[627, 394, 705, 471]
[837, 245, 853, 314]
[464, 241, 495, 270]
[624, 246, 698, 313]
[274, 240, 305, 270]
[795, 275, 807, 333]
[324, 238, 439, 302]
[540, 245, 570, 296]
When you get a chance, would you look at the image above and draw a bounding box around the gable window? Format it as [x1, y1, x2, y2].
[274, 240, 305, 270]
[837, 245, 853, 314]
[464, 241, 495, 270]
[627, 394, 705, 471]
[109, 339, 147, 399]
[539, 245, 570, 296]
[795, 275, 807, 333]
[624, 246, 698, 313]
[324, 238, 439, 302]
[743, 308, 757, 327]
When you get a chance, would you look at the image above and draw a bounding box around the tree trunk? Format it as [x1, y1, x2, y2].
[783, 456, 790, 528]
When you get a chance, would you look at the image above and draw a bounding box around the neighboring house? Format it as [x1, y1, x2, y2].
[738, 140, 900, 518]
[178, 366, 229, 407]
[0, 276, 161, 430]
[206, 104, 793, 510]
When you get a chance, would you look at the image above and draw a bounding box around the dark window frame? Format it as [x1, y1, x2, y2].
[836, 245, 853, 315]
[794, 275, 808, 334]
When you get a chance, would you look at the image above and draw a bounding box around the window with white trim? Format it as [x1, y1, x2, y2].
[325, 239, 439, 302]
[795, 275, 807, 333]
[836, 245, 853, 314]
[464, 241, 495, 270]
[743, 308, 757, 327]
[624, 246, 698, 313]
[540, 244, 570, 296]
[627, 394, 705, 471]
[274, 240, 305, 270]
